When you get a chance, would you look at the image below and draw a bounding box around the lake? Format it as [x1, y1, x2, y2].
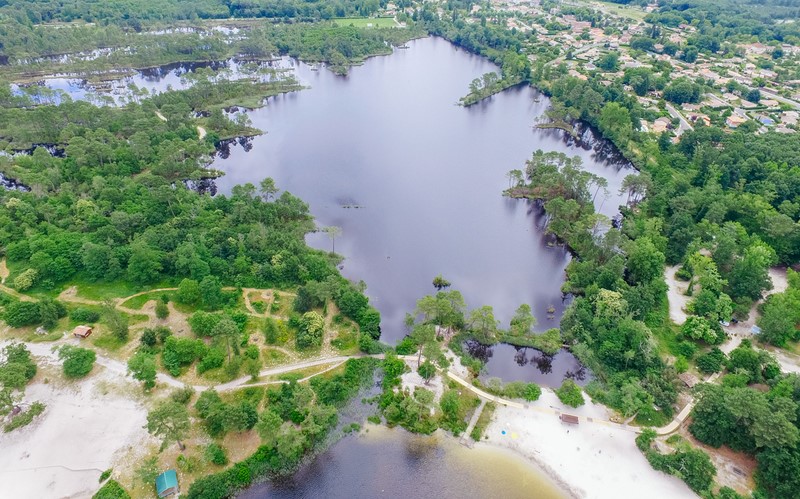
[239, 425, 566, 499]
[209, 36, 631, 381]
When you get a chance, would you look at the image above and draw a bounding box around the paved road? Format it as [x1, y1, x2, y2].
[665, 103, 693, 136]
[759, 88, 800, 110]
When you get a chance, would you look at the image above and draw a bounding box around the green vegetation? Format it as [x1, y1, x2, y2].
[757, 270, 800, 347]
[205, 443, 229, 466]
[4, 401, 45, 432]
[636, 429, 717, 494]
[470, 402, 495, 441]
[92, 479, 131, 499]
[99, 469, 112, 483]
[332, 17, 398, 28]
[477, 378, 542, 402]
[58, 345, 96, 379]
[187, 358, 377, 498]
[146, 400, 191, 451]
[555, 379, 585, 408]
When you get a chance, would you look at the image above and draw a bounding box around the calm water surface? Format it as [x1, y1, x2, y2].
[239, 425, 566, 499]
[211, 37, 631, 348]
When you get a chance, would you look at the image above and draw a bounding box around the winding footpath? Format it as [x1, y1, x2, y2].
[9, 269, 794, 440]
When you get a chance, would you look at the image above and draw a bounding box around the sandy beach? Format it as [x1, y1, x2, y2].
[0, 355, 151, 499]
[481, 390, 696, 499]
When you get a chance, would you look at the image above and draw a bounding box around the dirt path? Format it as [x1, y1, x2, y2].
[242, 288, 271, 317]
[461, 399, 487, 446]
[0, 259, 34, 302]
[664, 265, 690, 325]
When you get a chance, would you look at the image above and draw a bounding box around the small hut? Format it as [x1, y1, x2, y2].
[559, 413, 580, 425]
[678, 372, 700, 388]
[72, 325, 93, 339]
[155, 470, 179, 498]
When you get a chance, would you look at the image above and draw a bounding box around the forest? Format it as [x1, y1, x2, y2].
[646, 0, 800, 44]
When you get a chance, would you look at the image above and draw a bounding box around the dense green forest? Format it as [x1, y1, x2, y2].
[646, 0, 800, 44]
[0, 0, 391, 27]
[0, 73, 380, 337]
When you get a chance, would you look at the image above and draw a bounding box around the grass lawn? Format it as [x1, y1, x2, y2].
[71, 278, 171, 302]
[262, 348, 290, 366]
[120, 291, 174, 310]
[587, 0, 648, 21]
[91, 331, 128, 352]
[332, 17, 398, 28]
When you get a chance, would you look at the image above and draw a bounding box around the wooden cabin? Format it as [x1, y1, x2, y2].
[559, 413, 580, 425]
[72, 325, 93, 339]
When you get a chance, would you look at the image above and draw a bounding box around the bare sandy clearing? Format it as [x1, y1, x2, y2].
[0, 370, 151, 499]
[485, 399, 695, 499]
[664, 265, 690, 325]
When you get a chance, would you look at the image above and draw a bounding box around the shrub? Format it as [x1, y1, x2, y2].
[522, 383, 542, 401]
[13, 269, 38, 291]
[0, 343, 37, 388]
[395, 336, 416, 355]
[70, 307, 101, 323]
[127, 351, 157, 390]
[92, 479, 131, 499]
[197, 348, 225, 374]
[358, 335, 382, 354]
[139, 328, 157, 348]
[205, 443, 229, 466]
[555, 379, 585, 408]
[3, 301, 41, 327]
[171, 386, 195, 404]
[675, 341, 697, 360]
[635, 428, 657, 451]
[161, 337, 205, 376]
[3, 401, 45, 432]
[176, 278, 201, 306]
[99, 469, 112, 483]
[155, 300, 169, 319]
[295, 311, 324, 350]
[696, 347, 726, 374]
[59, 346, 96, 379]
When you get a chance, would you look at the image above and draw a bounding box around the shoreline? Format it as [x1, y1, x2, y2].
[480, 399, 696, 499]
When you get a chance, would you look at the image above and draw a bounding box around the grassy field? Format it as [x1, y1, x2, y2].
[332, 17, 398, 28]
[583, 0, 649, 21]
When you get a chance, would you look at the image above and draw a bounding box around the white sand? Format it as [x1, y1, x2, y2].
[483, 390, 696, 499]
[664, 265, 690, 325]
[0, 368, 151, 498]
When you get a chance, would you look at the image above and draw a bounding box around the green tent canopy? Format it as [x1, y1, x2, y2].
[155, 469, 179, 498]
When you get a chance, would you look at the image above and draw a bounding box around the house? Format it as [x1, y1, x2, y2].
[688, 112, 711, 127]
[155, 470, 179, 498]
[651, 117, 672, 133]
[744, 43, 769, 56]
[726, 114, 748, 128]
[72, 325, 93, 339]
[757, 115, 775, 126]
[678, 372, 700, 388]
